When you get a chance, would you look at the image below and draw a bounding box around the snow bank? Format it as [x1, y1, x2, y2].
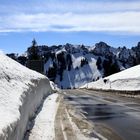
[28, 93, 59, 140]
[82, 65, 140, 91]
[0, 52, 52, 140]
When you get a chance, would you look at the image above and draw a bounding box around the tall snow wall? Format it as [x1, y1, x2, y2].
[0, 53, 52, 140]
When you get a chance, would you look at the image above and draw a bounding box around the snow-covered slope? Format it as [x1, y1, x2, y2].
[56, 53, 101, 89]
[44, 46, 102, 89]
[0, 52, 52, 140]
[82, 65, 140, 91]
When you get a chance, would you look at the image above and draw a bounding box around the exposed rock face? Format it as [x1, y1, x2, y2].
[93, 42, 112, 57]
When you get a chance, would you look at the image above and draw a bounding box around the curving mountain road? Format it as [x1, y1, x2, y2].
[62, 89, 140, 140]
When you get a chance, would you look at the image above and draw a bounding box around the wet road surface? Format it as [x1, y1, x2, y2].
[63, 89, 140, 140]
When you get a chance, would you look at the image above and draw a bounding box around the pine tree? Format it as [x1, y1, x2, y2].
[96, 57, 102, 70]
[27, 39, 40, 60]
[47, 67, 57, 81]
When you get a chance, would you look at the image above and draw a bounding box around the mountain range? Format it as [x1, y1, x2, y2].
[7, 41, 140, 89]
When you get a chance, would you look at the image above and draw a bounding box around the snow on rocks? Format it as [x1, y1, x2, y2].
[82, 65, 140, 91]
[0, 52, 52, 140]
[54, 53, 101, 89]
[28, 93, 59, 140]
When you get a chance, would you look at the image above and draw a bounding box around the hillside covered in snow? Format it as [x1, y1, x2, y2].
[0, 52, 52, 140]
[8, 41, 140, 89]
[82, 64, 140, 91]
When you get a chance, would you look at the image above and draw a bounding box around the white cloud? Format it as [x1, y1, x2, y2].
[0, 1, 140, 14]
[50, 1, 140, 13]
[0, 0, 140, 34]
[0, 11, 140, 34]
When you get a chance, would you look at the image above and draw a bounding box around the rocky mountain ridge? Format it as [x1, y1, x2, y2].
[7, 41, 140, 89]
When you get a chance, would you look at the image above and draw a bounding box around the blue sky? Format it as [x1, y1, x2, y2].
[0, 0, 140, 54]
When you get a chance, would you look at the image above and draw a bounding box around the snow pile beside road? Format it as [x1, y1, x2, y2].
[28, 93, 59, 140]
[50, 81, 61, 93]
[82, 65, 140, 91]
[0, 52, 52, 140]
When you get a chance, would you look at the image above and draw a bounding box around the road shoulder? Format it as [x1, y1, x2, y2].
[55, 94, 101, 140]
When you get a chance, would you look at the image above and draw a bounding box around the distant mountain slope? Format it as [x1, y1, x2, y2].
[40, 42, 139, 89]
[42, 44, 102, 88]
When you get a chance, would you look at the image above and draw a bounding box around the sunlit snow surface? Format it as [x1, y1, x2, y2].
[82, 65, 140, 91]
[28, 93, 59, 140]
[0, 52, 52, 140]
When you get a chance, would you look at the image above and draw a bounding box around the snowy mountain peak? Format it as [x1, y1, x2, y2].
[93, 42, 112, 57]
[95, 41, 110, 48]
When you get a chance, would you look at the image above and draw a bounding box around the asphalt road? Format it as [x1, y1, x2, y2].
[63, 89, 140, 140]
